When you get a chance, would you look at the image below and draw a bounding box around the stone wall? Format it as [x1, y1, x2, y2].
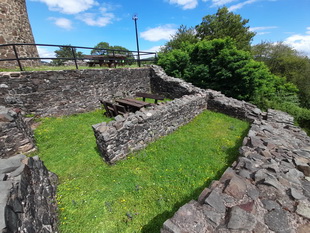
[0, 0, 39, 68]
[93, 93, 208, 164]
[150, 65, 203, 99]
[0, 68, 152, 116]
[161, 102, 310, 232]
[0, 106, 35, 159]
[0, 154, 58, 233]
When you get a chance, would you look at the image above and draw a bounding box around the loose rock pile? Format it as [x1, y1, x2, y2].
[0, 154, 58, 233]
[162, 109, 310, 233]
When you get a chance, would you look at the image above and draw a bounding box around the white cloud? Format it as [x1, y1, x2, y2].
[228, 0, 258, 11]
[37, 47, 56, 62]
[141, 25, 177, 42]
[168, 0, 198, 10]
[209, 0, 238, 7]
[76, 7, 115, 27]
[284, 28, 310, 56]
[48, 17, 73, 30]
[31, 0, 98, 14]
[250, 26, 277, 35]
[148, 46, 163, 53]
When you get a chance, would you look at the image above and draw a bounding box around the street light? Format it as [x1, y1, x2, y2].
[132, 14, 141, 67]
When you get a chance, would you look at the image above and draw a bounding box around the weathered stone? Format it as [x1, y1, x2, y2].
[264, 209, 291, 232]
[227, 206, 256, 230]
[202, 206, 223, 227]
[0, 155, 58, 233]
[204, 190, 226, 213]
[161, 219, 182, 233]
[294, 157, 309, 167]
[261, 199, 281, 211]
[198, 188, 211, 205]
[296, 201, 310, 219]
[0, 154, 26, 173]
[297, 223, 310, 233]
[238, 201, 255, 212]
[164, 201, 212, 233]
[238, 169, 252, 179]
[247, 188, 260, 200]
[283, 169, 304, 185]
[253, 221, 269, 233]
[290, 188, 305, 200]
[263, 177, 286, 193]
[224, 175, 247, 199]
[297, 165, 310, 176]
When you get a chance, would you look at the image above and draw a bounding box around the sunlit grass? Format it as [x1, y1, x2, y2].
[0, 64, 149, 72]
[34, 109, 249, 233]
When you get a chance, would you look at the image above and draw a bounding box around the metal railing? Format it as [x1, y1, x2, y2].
[0, 43, 157, 71]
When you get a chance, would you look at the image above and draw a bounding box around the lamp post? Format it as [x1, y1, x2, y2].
[132, 14, 141, 67]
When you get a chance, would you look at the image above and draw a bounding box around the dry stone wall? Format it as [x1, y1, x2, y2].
[0, 0, 39, 68]
[161, 104, 310, 232]
[0, 154, 58, 233]
[93, 93, 208, 164]
[0, 68, 152, 116]
[1, 66, 310, 232]
[0, 106, 35, 158]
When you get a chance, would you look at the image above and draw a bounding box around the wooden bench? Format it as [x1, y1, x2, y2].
[135, 92, 165, 104]
[99, 100, 127, 117]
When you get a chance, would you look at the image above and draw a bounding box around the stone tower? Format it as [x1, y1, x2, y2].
[0, 0, 39, 69]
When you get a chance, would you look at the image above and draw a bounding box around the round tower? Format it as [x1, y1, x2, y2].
[0, 0, 39, 69]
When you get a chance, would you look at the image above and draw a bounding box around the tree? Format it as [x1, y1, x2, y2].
[53, 45, 83, 65]
[91, 42, 110, 55]
[158, 38, 298, 107]
[252, 42, 310, 108]
[195, 7, 256, 50]
[161, 25, 198, 53]
[91, 42, 133, 57]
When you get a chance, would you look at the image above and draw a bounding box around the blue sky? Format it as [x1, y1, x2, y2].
[26, 0, 310, 58]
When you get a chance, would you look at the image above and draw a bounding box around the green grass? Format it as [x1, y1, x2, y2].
[34, 109, 249, 233]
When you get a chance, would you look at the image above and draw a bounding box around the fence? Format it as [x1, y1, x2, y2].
[0, 43, 157, 71]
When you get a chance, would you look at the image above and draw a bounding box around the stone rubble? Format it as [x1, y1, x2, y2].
[0, 154, 58, 233]
[0, 106, 35, 158]
[161, 108, 310, 233]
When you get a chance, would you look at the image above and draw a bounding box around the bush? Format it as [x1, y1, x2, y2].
[157, 38, 298, 105]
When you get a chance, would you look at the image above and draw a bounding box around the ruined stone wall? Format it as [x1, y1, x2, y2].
[0, 106, 35, 159]
[93, 93, 208, 164]
[161, 98, 310, 233]
[150, 65, 202, 99]
[0, 154, 58, 233]
[0, 0, 39, 68]
[0, 68, 152, 116]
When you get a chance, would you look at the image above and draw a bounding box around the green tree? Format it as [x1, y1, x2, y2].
[91, 42, 110, 55]
[161, 25, 198, 53]
[195, 7, 256, 50]
[91, 42, 133, 57]
[158, 38, 298, 106]
[252, 42, 310, 108]
[53, 45, 83, 65]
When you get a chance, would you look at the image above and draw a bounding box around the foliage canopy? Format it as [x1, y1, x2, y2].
[158, 38, 298, 107]
[252, 42, 310, 108]
[53, 45, 83, 65]
[91, 42, 132, 56]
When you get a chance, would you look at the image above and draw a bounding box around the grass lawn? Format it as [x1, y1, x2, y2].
[34, 109, 249, 233]
[0, 64, 145, 72]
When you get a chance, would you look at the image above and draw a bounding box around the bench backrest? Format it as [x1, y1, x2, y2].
[135, 92, 164, 104]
